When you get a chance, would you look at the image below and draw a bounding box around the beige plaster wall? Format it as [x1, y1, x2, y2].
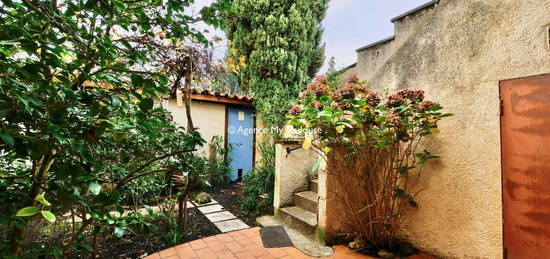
[273, 142, 318, 209]
[356, 40, 395, 81]
[354, 0, 550, 258]
[163, 99, 226, 155]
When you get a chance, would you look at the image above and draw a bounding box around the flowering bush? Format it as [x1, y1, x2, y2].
[288, 74, 448, 148]
[288, 74, 452, 248]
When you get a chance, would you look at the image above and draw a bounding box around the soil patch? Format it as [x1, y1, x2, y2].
[27, 207, 220, 258]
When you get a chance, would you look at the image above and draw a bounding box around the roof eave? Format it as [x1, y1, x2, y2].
[390, 0, 439, 23]
[355, 36, 395, 52]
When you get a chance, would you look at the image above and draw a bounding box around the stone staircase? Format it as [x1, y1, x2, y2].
[277, 179, 319, 237]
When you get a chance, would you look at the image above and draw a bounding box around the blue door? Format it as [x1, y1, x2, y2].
[227, 107, 254, 181]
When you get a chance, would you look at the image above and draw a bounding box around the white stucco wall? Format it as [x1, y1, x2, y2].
[162, 99, 226, 155]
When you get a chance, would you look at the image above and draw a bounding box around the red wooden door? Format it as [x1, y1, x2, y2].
[500, 73, 550, 259]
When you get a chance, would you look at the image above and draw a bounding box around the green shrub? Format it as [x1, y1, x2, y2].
[240, 141, 275, 216]
[205, 136, 232, 188]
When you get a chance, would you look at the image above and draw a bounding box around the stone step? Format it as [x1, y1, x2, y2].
[311, 179, 318, 193]
[294, 191, 318, 214]
[278, 206, 317, 235]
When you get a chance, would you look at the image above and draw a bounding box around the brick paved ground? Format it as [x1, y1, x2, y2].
[144, 227, 438, 259]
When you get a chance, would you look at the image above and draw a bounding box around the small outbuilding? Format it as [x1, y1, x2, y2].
[162, 88, 264, 182]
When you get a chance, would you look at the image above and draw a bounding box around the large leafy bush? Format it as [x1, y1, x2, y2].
[0, 0, 227, 256]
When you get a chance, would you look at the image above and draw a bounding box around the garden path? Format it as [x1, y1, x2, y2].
[193, 198, 250, 233]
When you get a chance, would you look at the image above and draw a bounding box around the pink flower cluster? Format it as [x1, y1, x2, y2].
[417, 100, 438, 111]
[365, 91, 381, 107]
[288, 105, 302, 115]
[385, 112, 402, 128]
[333, 85, 355, 102]
[397, 89, 425, 102]
[386, 94, 404, 107]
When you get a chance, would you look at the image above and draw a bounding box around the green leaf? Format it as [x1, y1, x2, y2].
[16, 206, 40, 217]
[53, 246, 63, 259]
[335, 125, 345, 133]
[40, 211, 56, 223]
[158, 75, 169, 85]
[114, 226, 125, 238]
[0, 133, 15, 147]
[139, 98, 154, 112]
[111, 96, 121, 108]
[144, 205, 153, 215]
[323, 147, 332, 153]
[374, 115, 386, 123]
[408, 199, 418, 208]
[131, 74, 144, 86]
[430, 104, 442, 111]
[89, 181, 101, 195]
[394, 188, 406, 198]
[35, 194, 51, 206]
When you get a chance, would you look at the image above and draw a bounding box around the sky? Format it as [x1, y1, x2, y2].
[320, 0, 430, 73]
[194, 0, 431, 74]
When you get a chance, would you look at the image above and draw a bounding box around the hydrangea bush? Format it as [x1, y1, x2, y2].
[288, 74, 452, 248]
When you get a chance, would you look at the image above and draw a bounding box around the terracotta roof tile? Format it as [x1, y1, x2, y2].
[190, 88, 253, 102]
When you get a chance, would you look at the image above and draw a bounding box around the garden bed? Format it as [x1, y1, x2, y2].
[209, 182, 273, 227]
[28, 208, 220, 259]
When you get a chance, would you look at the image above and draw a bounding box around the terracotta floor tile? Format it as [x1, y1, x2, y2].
[249, 235, 263, 245]
[175, 243, 198, 258]
[148, 227, 437, 259]
[215, 233, 234, 243]
[348, 253, 375, 259]
[159, 247, 178, 258]
[234, 236, 254, 246]
[242, 227, 260, 238]
[227, 230, 245, 238]
[333, 245, 354, 255]
[189, 239, 209, 250]
[224, 241, 246, 254]
[194, 248, 217, 259]
[244, 244, 269, 257]
[202, 236, 218, 243]
[233, 251, 256, 259]
[257, 254, 277, 259]
[163, 255, 181, 259]
[328, 252, 356, 259]
[216, 251, 237, 259]
[145, 253, 161, 259]
[206, 240, 228, 253]
[265, 247, 288, 258]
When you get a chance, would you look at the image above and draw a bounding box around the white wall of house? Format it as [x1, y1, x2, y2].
[162, 99, 226, 156]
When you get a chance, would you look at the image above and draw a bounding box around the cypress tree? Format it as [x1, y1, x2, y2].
[224, 0, 329, 127]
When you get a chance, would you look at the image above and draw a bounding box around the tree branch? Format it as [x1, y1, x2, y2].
[117, 169, 171, 188]
[115, 149, 195, 190]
